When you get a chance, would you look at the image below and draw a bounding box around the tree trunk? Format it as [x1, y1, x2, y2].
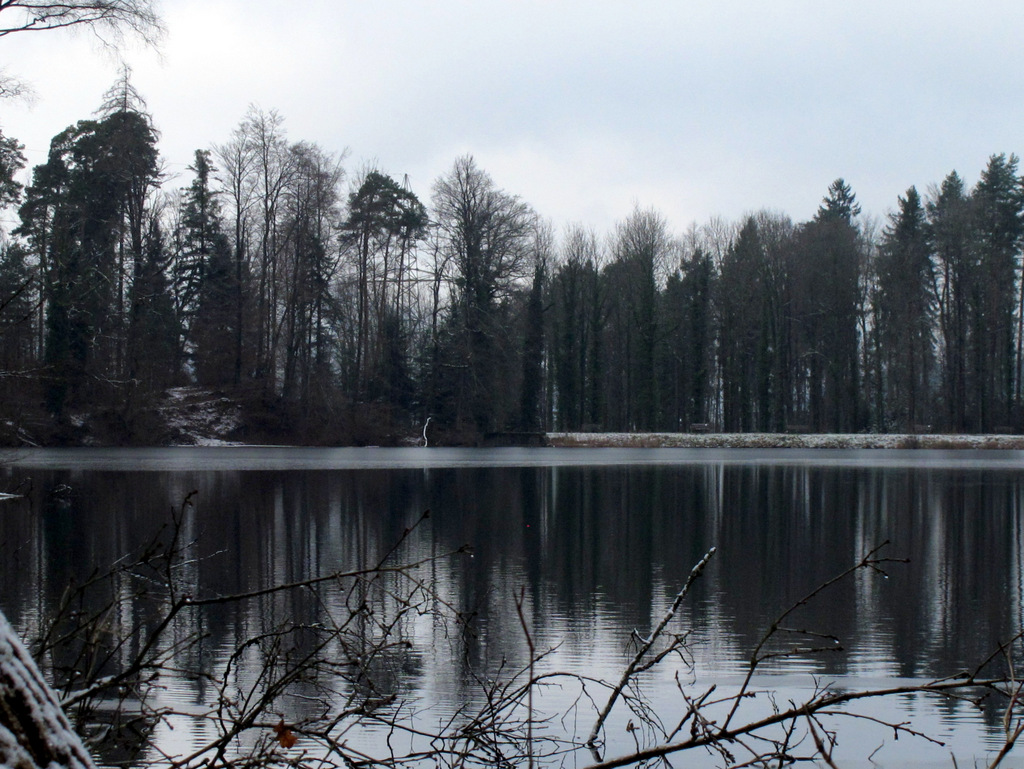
[0, 610, 95, 769]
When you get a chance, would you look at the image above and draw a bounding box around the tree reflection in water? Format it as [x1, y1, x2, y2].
[1, 454, 1023, 766]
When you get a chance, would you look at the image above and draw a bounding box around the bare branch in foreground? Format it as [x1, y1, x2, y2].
[587, 546, 717, 751]
[7, 512, 1024, 769]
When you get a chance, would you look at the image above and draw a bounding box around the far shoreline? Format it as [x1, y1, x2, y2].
[545, 432, 1024, 450]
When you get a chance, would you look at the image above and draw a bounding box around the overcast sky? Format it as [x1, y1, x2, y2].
[3, 0, 1024, 236]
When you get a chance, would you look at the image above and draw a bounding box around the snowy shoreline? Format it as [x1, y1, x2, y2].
[546, 432, 1024, 450]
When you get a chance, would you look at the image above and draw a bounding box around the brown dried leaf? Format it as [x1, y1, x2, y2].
[274, 719, 297, 749]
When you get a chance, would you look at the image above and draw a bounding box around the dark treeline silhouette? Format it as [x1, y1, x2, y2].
[1, 79, 1024, 443]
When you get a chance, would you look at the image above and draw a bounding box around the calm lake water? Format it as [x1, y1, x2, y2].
[2, 447, 1024, 767]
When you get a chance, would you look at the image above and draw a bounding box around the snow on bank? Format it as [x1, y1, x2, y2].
[547, 432, 1024, 450]
[159, 387, 244, 446]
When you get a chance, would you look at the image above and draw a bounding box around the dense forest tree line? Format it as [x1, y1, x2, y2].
[1, 80, 1023, 443]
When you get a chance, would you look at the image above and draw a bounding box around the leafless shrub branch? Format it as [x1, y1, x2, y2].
[9, 513, 1024, 769]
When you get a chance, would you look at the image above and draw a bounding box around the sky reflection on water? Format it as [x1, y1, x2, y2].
[4, 445, 1024, 471]
[1, 449, 1024, 766]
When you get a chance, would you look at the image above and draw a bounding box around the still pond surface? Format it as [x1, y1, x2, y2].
[2, 447, 1024, 767]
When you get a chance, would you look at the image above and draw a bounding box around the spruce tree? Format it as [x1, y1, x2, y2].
[876, 187, 934, 430]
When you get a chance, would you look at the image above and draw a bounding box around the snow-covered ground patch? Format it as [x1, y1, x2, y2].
[547, 432, 1024, 449]
[158, 387, 245, 446]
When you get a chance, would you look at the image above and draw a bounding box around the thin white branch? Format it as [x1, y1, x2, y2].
[587, 546, 717, 748]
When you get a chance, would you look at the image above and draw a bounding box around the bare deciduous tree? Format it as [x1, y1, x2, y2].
[0, 0, 163, 100]
[0, 1, 161, 42]
[431, 155, 536, 433]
